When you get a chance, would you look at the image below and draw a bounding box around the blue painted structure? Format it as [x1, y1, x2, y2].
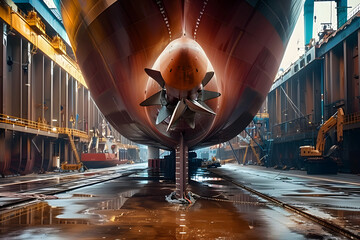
[13, 0, 70, 46]
[304, 0, 348, 46]
[304, 0, 315, 46]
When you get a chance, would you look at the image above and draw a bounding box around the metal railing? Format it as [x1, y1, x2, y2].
[344, 111, 360, 125]
[0, 113, 89, 139]
[272, 114, 318, 138]
[272, 110, 360, 138]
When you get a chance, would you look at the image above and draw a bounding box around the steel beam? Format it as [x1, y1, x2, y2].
[50, 60, 54, 126]
[0, 129, 11, 175]
[0, 23, 6, 114]
[336, 0, 348, 28]
[304, 0, 314, 46]
[343, 40, 348, 112]
[358, 30, 360, 108]
[0, 3, 86, 87]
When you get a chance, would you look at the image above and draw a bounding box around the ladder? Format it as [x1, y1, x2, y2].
[61, 133, 84, 172]
[68, 133, 81, 164]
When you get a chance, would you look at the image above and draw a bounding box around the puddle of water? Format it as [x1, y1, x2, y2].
[282, 193, 348, 197]
[0, 170, 348, 239]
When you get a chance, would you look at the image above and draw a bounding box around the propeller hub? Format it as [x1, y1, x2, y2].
[161, 38, 208, 91]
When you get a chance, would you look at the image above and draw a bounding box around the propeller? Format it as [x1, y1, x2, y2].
[167, 99, 187, 131]
[140, 90, 163, 106]
[202, 71, 214, 87]
[156, 106, 172, 124]
[185, 99, 215, 115]
[144, 68, 165, 88]
[198, 90, 221, 102]
[141, 68, 220, 131]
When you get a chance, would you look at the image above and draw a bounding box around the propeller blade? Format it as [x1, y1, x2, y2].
[199, 90, 221, 101]
[140, 90, 162, 106]
[145, 68, 165, 88]
[201, 71, 214, 87]
[167, 99, 187, 131]
[156, 106, 172, 124]
[198, 101, 215, 114]
[185, 99, 216, 115]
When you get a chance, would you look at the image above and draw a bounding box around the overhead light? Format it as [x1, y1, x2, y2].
[52, 119, 58, 122]
[52, 127, 57, 132]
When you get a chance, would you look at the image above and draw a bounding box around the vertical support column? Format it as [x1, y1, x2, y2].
[65, 73, 69, 128]
[18, 134, 22, 173]
[40, 138, 44, 170]
[64, 141, 69, 163]
[7, 33, 21, 117]
[296, 77, 300, 116]
[358, 30, 360, 106]
[176, 134, 188, 198]
[50, 61, 54, 125]
[19, 38, 23, 118]
[336, 0, 347, 28]
[320, 59, 325, 123]
[75, 81, 78, 129]
[305, 70, 313, 118]
[343, 40, 348, 112]
[304, 0, 314, 46]
[0, 23, 6, 114]
[53, 64, 60, 126]
[312, 70, 315, 122]
[25, 135, 34, 174]
[275, 88, 281, 124]
[87, 92, 91, 134]
[324, 52, 331, 118]
[41, 56, 45, 123]
[60, 69, 66, 127]
[329, 50, 340, 105]
[47, 141, 54, 171]
[0, 130, 11, 176]
[21, 42, 31, 120]
[78, 86, 84, 130]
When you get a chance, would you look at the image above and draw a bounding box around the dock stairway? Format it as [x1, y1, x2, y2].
[61, 133, 84, 172]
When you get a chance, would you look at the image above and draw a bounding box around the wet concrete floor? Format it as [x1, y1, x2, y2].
[0, 166, 349, 239]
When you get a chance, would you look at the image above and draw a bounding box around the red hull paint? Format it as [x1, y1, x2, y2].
[59, 0, 302, 149]
[81, 153, 128, 168]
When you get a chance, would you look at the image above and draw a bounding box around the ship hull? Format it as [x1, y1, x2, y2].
[58, 0, 302, 149]
[81, 153, 128, 168]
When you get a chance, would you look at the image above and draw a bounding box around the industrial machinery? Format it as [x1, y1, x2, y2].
[60, 133, 85, 172]
[300, 108, 344, 174]
[202, 156, 221, 168]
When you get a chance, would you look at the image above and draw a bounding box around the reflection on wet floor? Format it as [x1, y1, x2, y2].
[0, 168, 346, 239]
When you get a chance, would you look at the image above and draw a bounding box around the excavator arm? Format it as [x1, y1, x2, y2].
[315, 113, 338, 154]
[300, 107, 344, 157]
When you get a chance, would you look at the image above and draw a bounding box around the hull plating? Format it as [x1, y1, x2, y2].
[59, 0, 302, 149]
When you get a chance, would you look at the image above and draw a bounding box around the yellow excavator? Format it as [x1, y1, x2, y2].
[60, 133, 85, 172]
[300, 108, 344, 174]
